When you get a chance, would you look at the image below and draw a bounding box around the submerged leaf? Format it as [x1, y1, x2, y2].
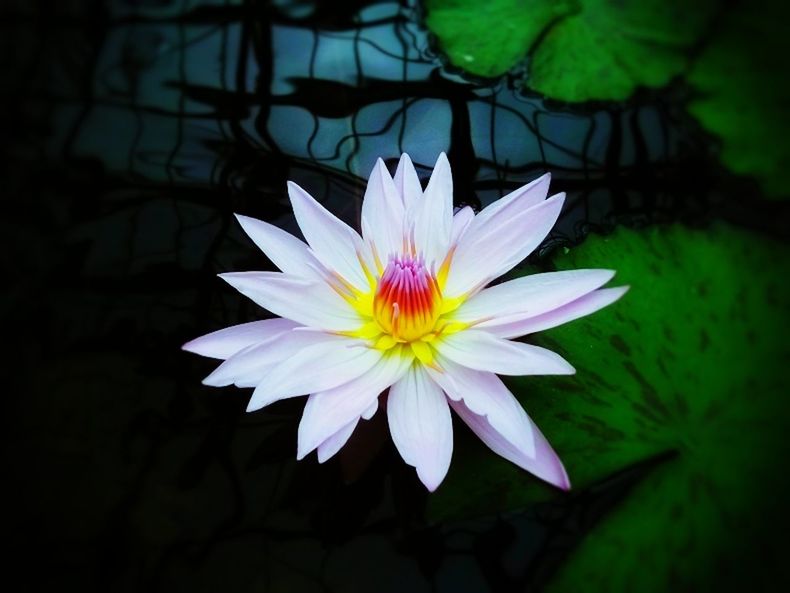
[687, 0, 790, 199]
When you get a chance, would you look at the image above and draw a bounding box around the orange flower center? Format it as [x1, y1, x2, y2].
[373, 255, 441, 342]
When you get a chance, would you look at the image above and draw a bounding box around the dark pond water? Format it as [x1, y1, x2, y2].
[4, 1, 789, 592]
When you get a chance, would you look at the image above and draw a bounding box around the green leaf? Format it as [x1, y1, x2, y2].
[425, 0, 570, 79]
[687, 0, 790, 199]
[425, 0, 716, 101]
[431, 224, 790, 590]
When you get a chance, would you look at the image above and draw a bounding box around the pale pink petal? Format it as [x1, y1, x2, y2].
[182, 318, 298, 360]
[444, 192, 565, 297]
[472, 173, 550, 227]
[450, 206, 474, 245]
[234, 214, 323, 280]
[297, 350, 414, 459]
[247, 339, 382, 411]
[287, 181, 368, 289]
[437, 330, 575, 376]
[490, 286, 630, 339]
[453, 270, 615, 326]
[387, 365, 453, 491]
[361, 158, 406, 261]
[393, 153, 422, 209]
[202, 329, 343, 388]
[427, 359, 534, 459]
[361, 398, 378, 420]
[316, 418, 359, 463]
[409, 152, 453, 266]
[219, 272, 360, 331]
[450, 397, 569, 490]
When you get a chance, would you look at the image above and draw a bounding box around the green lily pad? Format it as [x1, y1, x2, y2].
[431, 224, 790, 590]
[425, 0, 716, 101]
[425, 0, 567, 79]
[687, 0, 790, 199]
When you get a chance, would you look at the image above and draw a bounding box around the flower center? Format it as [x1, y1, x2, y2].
[373, 255, 441, 343]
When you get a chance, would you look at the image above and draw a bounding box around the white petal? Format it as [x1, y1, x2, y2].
[247, 339, 382, 411]
[427, 359, 534, 459]
[287, 181, 368, 289]
[453, 269, 615, 326]
[219, 272, 360, 331]
[444, 191, 565, 297]
[450, 206, 474, 245]
[316, 418, 359, 463]
[387, 365, 453, 491]
[202, 329, 342, 387]
[393, 153, 422, 209]
[449, 397, 570, 490]
[490, 286, 629, 339]
[436, 330, 575, 375]
[182, 318, 298, 360]
[361, 398, 378, 420]
[473, 173, 550, 227]
[297, 349, 414, 459]
[361, 158, 406, 261]
[409, 152, 453, 266]
[234, 214, 322, 280]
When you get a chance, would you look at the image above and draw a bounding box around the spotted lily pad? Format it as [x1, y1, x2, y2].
[687, 0, 790, 199]
[431, 224, 790, 590]
[425, 0, 716, 101]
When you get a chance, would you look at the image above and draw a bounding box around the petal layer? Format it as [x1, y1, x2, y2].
[450, 206, 474, 245]
[445, 190, 564, 297]
[219, 272, 360, 331]
[235, 214, 322, 280]
[450, 398, 570, 490]
[316, 419, 358, 463]
[287, 181, 368, 289]
[247, 339, 381, 411]
[437, 330, 575, 375]
[182, 318, 298, 360]
[427, 359, 535, 459]
[409, 153, 453, 266]
[490, 286, 629, 339]
[453, 269, 615, 327]
[387, 365, 453, 491]
[393, 153, 422, 209]
[361, 158, 405, 260]
[297, 348, 414, 459]
[202, 329, 342, 388]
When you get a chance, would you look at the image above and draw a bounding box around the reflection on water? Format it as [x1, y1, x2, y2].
[4, 0, 786, 591]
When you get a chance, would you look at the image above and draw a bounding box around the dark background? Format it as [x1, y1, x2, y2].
[3, 1, 789, 591]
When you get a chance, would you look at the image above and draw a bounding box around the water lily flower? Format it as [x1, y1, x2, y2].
[183, 154, 627, 491]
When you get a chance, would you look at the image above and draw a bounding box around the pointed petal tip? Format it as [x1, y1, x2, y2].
[181, 339, 197, 353]
[548, 191, 566, 203]
[217, 272, 244, 288]
[418, 471, 444, 492]
[557, 461, 571, 491]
